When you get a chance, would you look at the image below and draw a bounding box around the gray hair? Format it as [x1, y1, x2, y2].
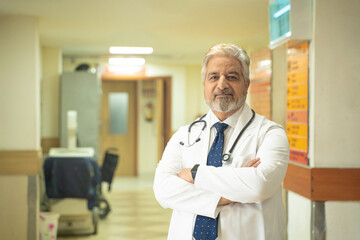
[201, 43, 250, 82]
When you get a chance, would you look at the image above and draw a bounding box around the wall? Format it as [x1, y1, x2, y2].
[41, 47, 62, 138]
[312, 0, 360, 239]
[283, 0, 360, 239]
[0, 176, 29, 239]
[137, 81, 158, 175]
[271, 45, 287, 128]
[287, 191, 311, 240]
[146, 63, 187, 131]
[312, 0, 360, 168]
[0, 15, 41, 240]
[185, 64, 206, 124]
[0, 16, 41, 150]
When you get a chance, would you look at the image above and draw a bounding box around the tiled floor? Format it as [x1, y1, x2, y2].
[57, 175, 172, 240]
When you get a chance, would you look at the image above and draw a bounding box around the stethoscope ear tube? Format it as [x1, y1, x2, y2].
[180, 109, 256, 163]
[188, 114, 207, 132]
[180, 114, 207, 147]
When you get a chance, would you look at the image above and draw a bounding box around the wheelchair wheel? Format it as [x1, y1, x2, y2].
[97, 197, 111, 219]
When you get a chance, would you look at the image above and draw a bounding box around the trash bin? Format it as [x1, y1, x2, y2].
[39, 212, 60, 240]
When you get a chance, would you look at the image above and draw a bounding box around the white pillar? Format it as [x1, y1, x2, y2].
[0, 15, 41, 240]
[0, 15, 41, 150]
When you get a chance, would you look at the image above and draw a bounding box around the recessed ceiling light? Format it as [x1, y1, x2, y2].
[108, 57, 145, 66]
[109, 47, 153, 54]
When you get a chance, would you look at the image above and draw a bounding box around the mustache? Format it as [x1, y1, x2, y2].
[214, 89, 234, 96]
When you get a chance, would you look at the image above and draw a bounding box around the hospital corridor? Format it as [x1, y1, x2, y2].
[1, 0, 360, 240]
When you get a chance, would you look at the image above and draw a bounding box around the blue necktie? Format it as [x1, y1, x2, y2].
[193, 122, 228, 240]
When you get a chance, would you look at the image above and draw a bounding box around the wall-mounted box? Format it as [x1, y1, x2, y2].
[269, 0, 312, 49]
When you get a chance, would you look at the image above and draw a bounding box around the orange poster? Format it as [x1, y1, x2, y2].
[286, 111, 308, 124]
[287, 97, 308, 110]
[287, 82, 308, 97]
[288, 55, 308, 72]
[287, 41, 309, 165]
[286, 123, 308, 137]
[287, 69, 308, 85]
[289, 149, 308, 165]
[288, 136, 308, 152]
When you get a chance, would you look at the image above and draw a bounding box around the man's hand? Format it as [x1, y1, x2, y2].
[218, 197, 234, 206]
[244, 157, 261, 168]
[177, 168, 193, 183]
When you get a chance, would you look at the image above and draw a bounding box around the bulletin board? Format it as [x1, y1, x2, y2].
[286, 41, 309, 165]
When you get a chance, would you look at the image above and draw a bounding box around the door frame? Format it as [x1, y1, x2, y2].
[101, 74, 172, 175]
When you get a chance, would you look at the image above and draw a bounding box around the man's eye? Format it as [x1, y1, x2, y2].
[227, 75, 238, 80]
[209, 76, 218, 80]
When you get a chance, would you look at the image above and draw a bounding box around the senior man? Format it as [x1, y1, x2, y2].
[153, 43, 289, 240]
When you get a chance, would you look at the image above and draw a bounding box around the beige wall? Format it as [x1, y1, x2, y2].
[284, 0, 360, 239]
[312, 0, 360, 239]
[185, 64, 204, 124]
[41, 47, 62, 138]
[146, 63, 187, 131]
[311, 0, 360, 168]
[0, 15, 41, 150]
[287, 191, 312, 240]
[137, 81, 158, 175]
[0, 176, 29, 239]
[0, 15, 41, 240]
[271, 45, 288, 127]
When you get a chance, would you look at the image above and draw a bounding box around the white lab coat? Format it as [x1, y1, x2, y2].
[153, 104, 289, 240]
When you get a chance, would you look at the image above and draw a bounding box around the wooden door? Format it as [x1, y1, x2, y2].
[100, 81, 137, 176]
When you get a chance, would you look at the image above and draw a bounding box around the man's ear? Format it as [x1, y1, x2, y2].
[245, 79, 250, 89]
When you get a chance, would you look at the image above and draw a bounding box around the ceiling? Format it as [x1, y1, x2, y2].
[0, 0, 270, 64]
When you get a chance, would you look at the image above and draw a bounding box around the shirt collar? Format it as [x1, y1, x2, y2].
[208, 104, 245, 130]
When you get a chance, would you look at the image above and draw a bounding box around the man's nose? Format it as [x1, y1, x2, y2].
[217, 75, 229, 90]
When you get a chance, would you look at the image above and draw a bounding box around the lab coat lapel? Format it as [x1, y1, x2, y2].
[225, 104, 254, 154]
[199, 111, 212, 166]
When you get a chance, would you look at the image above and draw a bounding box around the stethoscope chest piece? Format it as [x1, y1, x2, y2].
[222, 153, 231, 164]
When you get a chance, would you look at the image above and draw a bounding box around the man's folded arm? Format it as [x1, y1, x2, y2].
[194, 126, 289, 203]
[153, 131, 222, 218]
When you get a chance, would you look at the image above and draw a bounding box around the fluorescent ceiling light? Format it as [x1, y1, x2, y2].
[108, 65, 144, 75]
[109, 57, 145, 66]
[109, 47, 153, 54]
[273, 4, 290, 19]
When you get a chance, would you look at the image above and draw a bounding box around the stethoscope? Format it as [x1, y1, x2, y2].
[179, 109, 256, 164]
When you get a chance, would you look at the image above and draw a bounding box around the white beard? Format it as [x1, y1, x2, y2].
[206, 89, 247, 113]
